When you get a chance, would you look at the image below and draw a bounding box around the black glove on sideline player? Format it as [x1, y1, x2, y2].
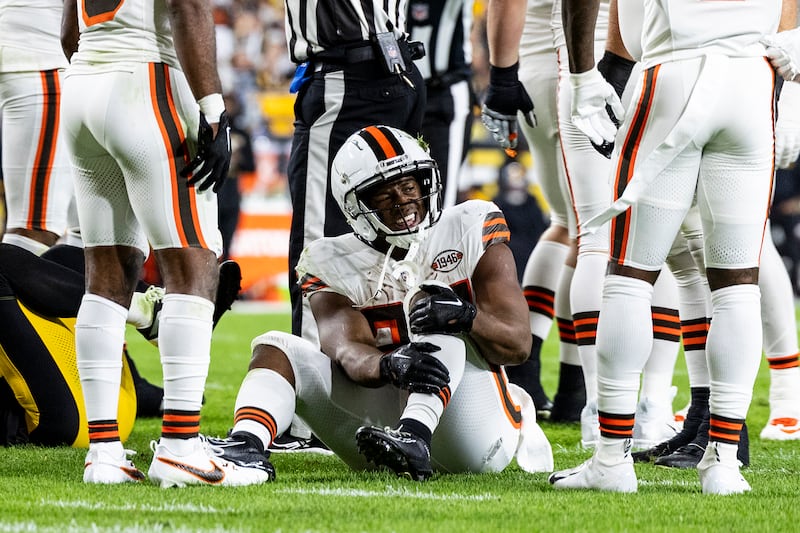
[481, 62, 536, 154]
[379, 342, 449, 394]
[409, 282, 477, 335]
[182, 111, 232, 193]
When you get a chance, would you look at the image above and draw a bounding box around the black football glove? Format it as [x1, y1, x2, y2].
[481, 62, 536, 155]
[409, 282, 477, 335]
[181, 110, 232, 193]
[379, 342, 449, 394]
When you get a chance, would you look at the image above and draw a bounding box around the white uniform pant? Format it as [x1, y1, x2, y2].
[609, 56, 774, 270]
[60, 63, 221, 256]
[254, 331, 546, 474]
[0, 70, 73, 236]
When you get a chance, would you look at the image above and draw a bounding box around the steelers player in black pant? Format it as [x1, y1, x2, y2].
[0, 243, 241, 446]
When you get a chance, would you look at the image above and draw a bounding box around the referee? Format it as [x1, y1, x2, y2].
[285, 0, 427, 343]
[406, 0, 474, 208]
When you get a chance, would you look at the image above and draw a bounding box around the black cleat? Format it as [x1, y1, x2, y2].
[632, 438, 685, 463]
[654, 442, 705, 469]
[213, 260, 242, 327]
[205, 432, 276, 480]
[548, 363, 586, 423]
[125, 348, 164, 418]
[268, 432, 333, 455]
[356, 426, 433, 481]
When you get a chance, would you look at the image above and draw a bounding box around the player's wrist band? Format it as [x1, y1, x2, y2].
[488, 62, 520, 86]
[198, 93, 225, 124]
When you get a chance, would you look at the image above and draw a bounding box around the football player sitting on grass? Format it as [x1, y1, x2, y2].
[208, 126, 553, 481]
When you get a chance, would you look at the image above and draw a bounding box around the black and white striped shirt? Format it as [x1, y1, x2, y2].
[284, 0, 408, 63]
[405, 0, 472, 83]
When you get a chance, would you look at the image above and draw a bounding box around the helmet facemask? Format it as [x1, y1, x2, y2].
[349, 162, 442, 249]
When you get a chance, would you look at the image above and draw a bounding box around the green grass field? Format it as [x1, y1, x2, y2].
[2, 308, 799, 532]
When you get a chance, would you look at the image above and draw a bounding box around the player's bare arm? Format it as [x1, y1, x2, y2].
[562, 0, 601, 73]
[312, 291, 386, 386]
[486, 0, 526, 68]
[60, 0, 79, 61]
[165, 0, 222, 102]
[468, 242, 531, 366]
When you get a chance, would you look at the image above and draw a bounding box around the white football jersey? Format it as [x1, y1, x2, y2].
[297, 199, 509, 352]
[640, 0, 780, 66]
[0, 0, 68, 72]
[69, 0, 179, 70]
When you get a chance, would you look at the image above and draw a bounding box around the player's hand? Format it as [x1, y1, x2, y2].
[776, 80, 800, 169]
[409, 281, 477, 335]
[379, 342, 449, 394]
[570, 67, 625, 159]
[763, 29, 800, 83]
[481, 62, 536, 157]
[181, 111, 232, 193]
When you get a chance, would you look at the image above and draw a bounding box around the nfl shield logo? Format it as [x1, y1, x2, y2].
[410, 2, 429, 22]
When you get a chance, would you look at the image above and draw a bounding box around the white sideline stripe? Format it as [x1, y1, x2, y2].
[638, 479, 696, 488]
[278, 487, 496, 501]
[0, 523, 237, 533]
[230, 300, 290, 314]
[38, 499, 219, 513]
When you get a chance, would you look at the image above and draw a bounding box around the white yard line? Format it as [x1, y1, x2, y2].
[278, 486, 497, 501]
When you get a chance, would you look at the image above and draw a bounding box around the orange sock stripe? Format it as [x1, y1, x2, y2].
[708, 415, 744, 444]
[234, 406, 278, 437]
[598, 411, 635, 438]
[524, 287, 556, 317]
[708, 429, 740, 444]
[162, 411, 202, 424]
[681, 318, 709, 351]
[557, 317, 576, 344]
[161, 410, 201, 439]
[88, 420, 121, 443]
[652, 308, 681, 341]
[768, 354, 800, 369]
[574, 311, 599, 346]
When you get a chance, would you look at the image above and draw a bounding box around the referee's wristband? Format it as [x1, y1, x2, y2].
[198, 93, 225, 124]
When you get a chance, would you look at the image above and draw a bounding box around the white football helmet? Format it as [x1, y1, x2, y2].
[331, 125, 442, 248]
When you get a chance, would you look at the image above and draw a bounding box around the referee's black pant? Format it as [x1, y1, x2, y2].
[287, 61, 426, 341]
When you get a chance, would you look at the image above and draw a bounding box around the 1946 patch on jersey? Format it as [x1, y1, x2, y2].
[431, 250, 463, 272]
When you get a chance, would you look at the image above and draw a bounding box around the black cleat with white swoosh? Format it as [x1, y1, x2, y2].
[356, 425, 433, 481]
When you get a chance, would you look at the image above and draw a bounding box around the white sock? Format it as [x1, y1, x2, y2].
[760, 235, 800, 358]
[75, 294, 128, 423]
[642, 271, 680, 401]
[158, 294, 214, 412]
[596, 275, 654, 415]
[401, 334, 466, 434]
[232, 368, 295, 449]
[571, 252, 606, 402]
[555, 265, 580, 366]
[707, 284, 762, 419]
